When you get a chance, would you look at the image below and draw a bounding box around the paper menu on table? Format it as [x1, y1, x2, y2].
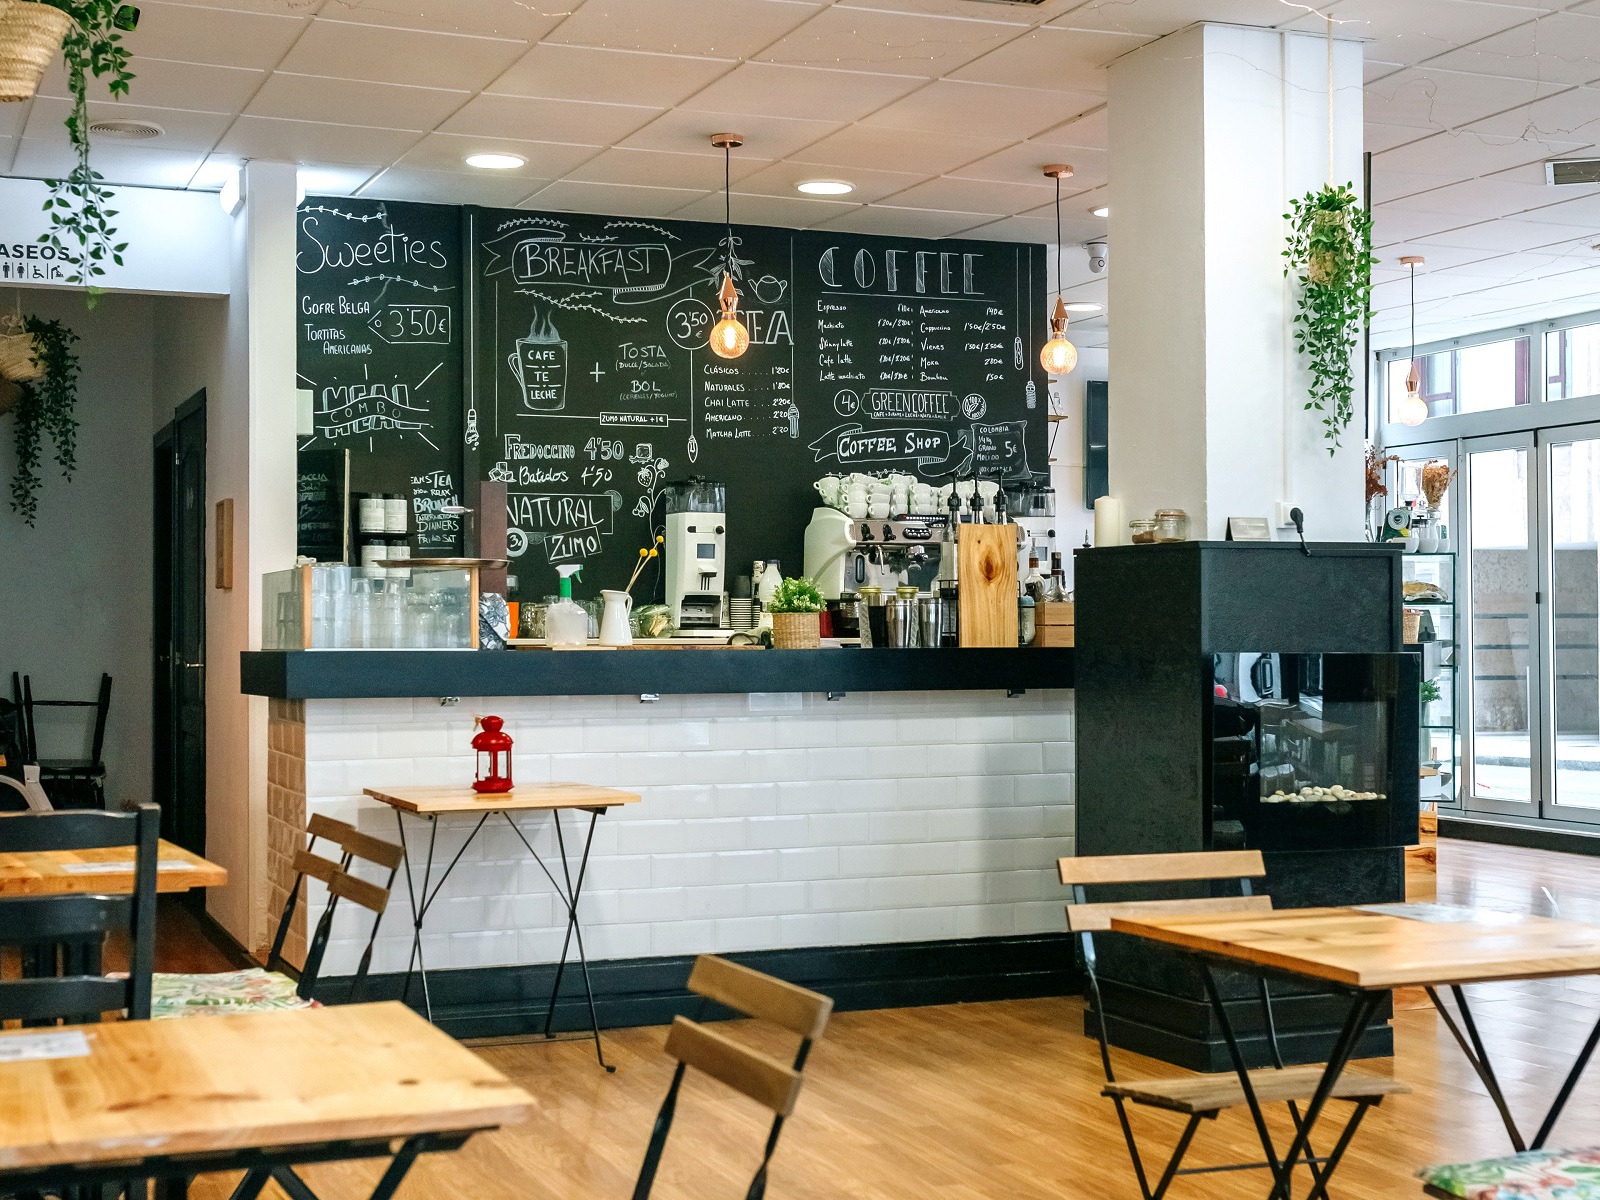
[57, 860, 198, 874]
[0, 1031, 90, 1063]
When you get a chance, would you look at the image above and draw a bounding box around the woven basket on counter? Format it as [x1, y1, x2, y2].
[0, 1, 74, 104]
[1403, 607, 1422, 645]
[771, 611, 820, 650]
[0, 331, 43, 382]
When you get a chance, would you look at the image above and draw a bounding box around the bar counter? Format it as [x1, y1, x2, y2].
[241, 647, 1075, 700]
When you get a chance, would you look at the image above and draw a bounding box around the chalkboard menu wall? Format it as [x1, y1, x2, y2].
[295, 198, 464, 556]
[298, 197, 1047, 599]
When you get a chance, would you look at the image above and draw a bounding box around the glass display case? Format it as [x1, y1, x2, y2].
[1209, 652, 1420, 852]
[263, 562, 478, 650]
[1405, 552, 1458, 806]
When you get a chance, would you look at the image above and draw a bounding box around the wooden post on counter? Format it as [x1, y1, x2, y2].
[471, 480, 508, 595]
[958, 524, 1018, 647]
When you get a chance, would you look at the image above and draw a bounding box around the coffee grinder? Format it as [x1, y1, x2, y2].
[664, 478, 728, 632]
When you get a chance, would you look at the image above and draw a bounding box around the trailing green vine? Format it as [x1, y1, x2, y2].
[8, 317, 83, 526]
[36, 1, 140, 305]
[1283, 182, 1376, 454]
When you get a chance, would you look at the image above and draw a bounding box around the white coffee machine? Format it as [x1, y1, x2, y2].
[664, 478, 728, 631]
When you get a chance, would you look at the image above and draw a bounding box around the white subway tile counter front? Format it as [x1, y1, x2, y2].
[268, 689, 1074, 984]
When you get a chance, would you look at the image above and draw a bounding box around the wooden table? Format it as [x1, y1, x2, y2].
[0, 1001, 534, 1200]
[0, 839, 226, 895]
[1113, 904, 1600, 1197]
[364, 784, 640, 1070]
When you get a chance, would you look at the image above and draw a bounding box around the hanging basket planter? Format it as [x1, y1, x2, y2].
[0, 330, 44, 382]
[0, 1, 75, 104]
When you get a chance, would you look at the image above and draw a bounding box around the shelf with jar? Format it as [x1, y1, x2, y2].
[1404, 548, 1458, 809]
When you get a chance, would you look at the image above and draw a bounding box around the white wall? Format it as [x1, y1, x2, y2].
[1046, 346, 1107, 578]
[0, 287, 155, 800]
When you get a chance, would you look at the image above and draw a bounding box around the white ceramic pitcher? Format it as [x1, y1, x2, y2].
[599, 589, 634, 646]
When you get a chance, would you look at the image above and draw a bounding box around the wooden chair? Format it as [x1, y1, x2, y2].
[18, 673, 112, 810]
[0, 805, 159, 1025]
[632, 955, 833, 1200]
[1062, 850, 1409, 1200]
[150, 814, 402, 1017]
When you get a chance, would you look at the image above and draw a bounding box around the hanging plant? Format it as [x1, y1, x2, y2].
[31, 1, 141, 304]
[4, 315, 82, 526]
[1284, 182, 1376, 454]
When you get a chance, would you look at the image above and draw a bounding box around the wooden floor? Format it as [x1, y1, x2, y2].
[177, 839, 1600, 1200]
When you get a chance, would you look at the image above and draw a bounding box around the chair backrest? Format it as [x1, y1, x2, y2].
[268, 813, 402, 999]
[19, 673, 113, 768]
[633, 957, 833, 1200]
[0, 804, 159, 1024]
[1062, 850, 1270, 1082]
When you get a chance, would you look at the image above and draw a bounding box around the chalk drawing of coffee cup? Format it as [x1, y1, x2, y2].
[508, 312, 567, 413]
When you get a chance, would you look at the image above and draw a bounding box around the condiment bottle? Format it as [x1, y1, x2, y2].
[545, 565, 589, 647]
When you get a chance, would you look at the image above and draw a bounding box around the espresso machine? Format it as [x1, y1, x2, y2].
[1005, 477, 1058, 581]
[664, 478, 728, 631]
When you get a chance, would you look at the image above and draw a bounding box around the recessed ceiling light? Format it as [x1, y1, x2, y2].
[797, 179, 853, 196]
[1091, 205, 1109, 218]
[1064, 302, 1102, 313]
[465, 152, 525, 170]
[89, 119, 163, 140]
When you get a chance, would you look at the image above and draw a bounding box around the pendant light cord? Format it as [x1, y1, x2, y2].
[724, 142, 733, 279]
[1054, 173, 1063, 306]
[1410, 261, 1417, 368]
[1327, 16, 1335, 186]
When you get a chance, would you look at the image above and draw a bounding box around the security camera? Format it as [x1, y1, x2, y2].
[1086, 241, 1108, 274]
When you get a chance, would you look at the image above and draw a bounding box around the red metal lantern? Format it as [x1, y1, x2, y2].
[471, 715, 514, 794]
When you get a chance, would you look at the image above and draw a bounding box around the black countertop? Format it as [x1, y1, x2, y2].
[240, 647, 1075, 700]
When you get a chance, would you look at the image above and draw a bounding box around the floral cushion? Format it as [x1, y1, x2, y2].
[1421, 1148, 1600, 1200]
[150, 969, 316, 1019]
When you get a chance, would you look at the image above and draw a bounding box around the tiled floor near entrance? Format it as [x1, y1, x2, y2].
[186, 838, 1597, 1200]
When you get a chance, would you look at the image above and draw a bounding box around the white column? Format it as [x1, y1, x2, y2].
[1108, 24, 1365, 542]
[206, 160, 299, 950]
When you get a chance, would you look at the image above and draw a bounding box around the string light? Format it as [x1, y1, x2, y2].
[1396, 256, 1428, 427]
[708, 133, 749, 361]
[1039, 165, 1079, 376]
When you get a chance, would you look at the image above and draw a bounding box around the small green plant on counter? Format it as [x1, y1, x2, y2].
[38, 0, 141, 303]
[1419, 679, 1442, 707]
[8, 316, 83, 526]
[1284, 182, 1376, 454]
[767, 576, 824, 614]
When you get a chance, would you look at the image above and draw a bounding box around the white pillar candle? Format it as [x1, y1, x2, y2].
[1093, 496, 1124, 547]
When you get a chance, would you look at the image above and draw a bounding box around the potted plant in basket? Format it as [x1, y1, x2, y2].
[1, 315, 82, 525]
[0, 0, 140, 301]
[767, 577, 824, 650]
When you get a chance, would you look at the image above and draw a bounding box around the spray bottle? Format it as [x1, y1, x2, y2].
[546, 564, 589, 647]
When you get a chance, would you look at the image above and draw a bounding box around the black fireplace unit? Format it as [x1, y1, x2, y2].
[1074, 541, 1417, 1070]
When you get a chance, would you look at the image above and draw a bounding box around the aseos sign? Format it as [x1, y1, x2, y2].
[0, 177, 229, 295]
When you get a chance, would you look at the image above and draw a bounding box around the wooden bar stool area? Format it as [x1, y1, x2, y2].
[1062, 850, 1409, 1200]
[633, 955, 833, 1200]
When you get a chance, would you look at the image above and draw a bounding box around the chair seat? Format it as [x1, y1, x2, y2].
[1420, 1147, 1600, 1200]
[38, 759, 105, 777]
[151, 968, 314, 1019]
[1105, 1065, 1410, 1115]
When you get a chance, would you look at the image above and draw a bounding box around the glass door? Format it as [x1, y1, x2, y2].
[1542, 424, 1600, 822]
[1462, 433, 1540, 814]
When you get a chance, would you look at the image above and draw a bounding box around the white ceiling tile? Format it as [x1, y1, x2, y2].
[0, 105, 23, 139]
[318, 0, 583, 40]
[1051, 0, 1302, 37]
[951, 142, 1107, 190]
[1467, 86, 1600, 140]
[1377, 128, 1585, 178]
[1373, 208, 1483, 244]
[670, 190, 859, 228]
[956, 212, 1055, 243]
[127, 1, 308, 70]
[298, 163, 383, 196]
[567, 147, 771, 190]
[1380, 173, 1563, 217]
[950, 26, 1146, 93]
[790, 124, 1007, 175]
[547, 0, 822, 58]
[393, 132, 599, 177]
[360, 165, 543, 206]
[246, 74, 468, 130]
[276, 19, 527, 91]
[21, 98, 232, 153]
[618, 108, 842, 160]
[883, 175, 1056, 214]
[1426, 13, 1600, 86]
[522, 178, 703, 218]
[1416, 216, 1595, 252]
[1366, 122, 1430, 154]
[491, 44, 734, 108]
[1314, 0, 1559, 67]
[1030, 105, 1106, 149]
[1371, 168, 1464, 204]
[859, 79, 1102, 141]
[1364, 67, 1564, 132]
[841, 0, 1045, 24]
[1515, 190, 1600, 226]
[757, 6, 1020, 77]
[813, 203, 1006, 238]
[735, 159, 924, 204]
[1012, 210, 1111, 246]
[9, 137, 206, 189]
[216, 115, 422, 165]
[37, 56, 264, 112]
[441, 93, 661, 145]
[679, 62, 924, 123]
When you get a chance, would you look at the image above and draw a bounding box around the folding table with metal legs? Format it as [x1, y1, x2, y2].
[362, 784, 643, 1071]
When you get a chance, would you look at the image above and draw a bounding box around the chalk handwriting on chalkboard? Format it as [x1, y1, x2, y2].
[810, 423, 973, 474]
[971, 420, 1030, 479]
[410, 470, 460, 551]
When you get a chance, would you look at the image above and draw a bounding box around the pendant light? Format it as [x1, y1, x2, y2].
[1039, 164, 1079, 376]
[708, 132, 749, 360]
[1396, 255, 1428, 427]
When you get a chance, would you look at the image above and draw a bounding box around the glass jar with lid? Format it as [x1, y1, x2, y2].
[1154, 509, 1190, 542]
